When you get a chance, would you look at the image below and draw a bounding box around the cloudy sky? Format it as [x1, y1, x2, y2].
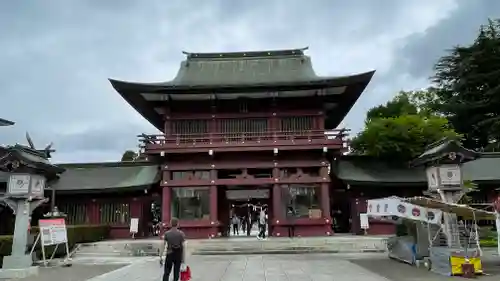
[0, 0, 498, 163]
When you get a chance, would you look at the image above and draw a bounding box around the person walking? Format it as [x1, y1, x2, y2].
[231, 214, 240, 236]
[257, 208, 267, 240]
[160, 218, 186, 281]
[241, 215, 247, 233]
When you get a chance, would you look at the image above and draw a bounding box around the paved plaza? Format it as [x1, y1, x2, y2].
[11, 253, 500, 281]
[83, 252, 500, 281]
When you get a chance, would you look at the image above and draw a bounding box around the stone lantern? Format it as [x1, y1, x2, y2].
[0, 144, 64, 279]
[410, 138, 480, 246]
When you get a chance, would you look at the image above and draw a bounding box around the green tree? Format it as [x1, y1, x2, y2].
[366, 91, 418, 120]
[121, 150, 138, 161]
[432, 18, 500, 150]
[351, 115, 460, 162]
[351, 90, 461, 161]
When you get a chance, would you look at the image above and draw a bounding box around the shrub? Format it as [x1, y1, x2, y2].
[0, 224, 109, 266]
[480, 238, 498, 248]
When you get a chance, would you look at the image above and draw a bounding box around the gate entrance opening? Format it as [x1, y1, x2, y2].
[217, 185, 272, 238]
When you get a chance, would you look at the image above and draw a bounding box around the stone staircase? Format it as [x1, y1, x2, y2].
[71, 236, 388, 260]
[192, 235, 388, 255]
[77, 240, 163, 257]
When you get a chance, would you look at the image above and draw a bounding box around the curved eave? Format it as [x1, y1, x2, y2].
[109, 70, 375, 131]
[0, 118, 14, 126]
[110, 79, 164, 131]
[109, 70, 375, 93]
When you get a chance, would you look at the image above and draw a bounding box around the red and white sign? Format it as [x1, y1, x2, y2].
[39, 218, 68, 246]
[367, 196, 442, 225]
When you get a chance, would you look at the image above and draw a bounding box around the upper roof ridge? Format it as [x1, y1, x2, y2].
[182, 47, 309, 60]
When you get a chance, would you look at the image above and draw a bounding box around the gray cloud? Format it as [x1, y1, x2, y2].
[0, 0, 497, 163]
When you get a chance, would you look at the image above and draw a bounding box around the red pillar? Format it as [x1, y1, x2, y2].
[130, 198, 142, 220]
[271, 167, 285, 236]
[209, 185, 218, 222]
[320, 183, 330, 219]
[87, 200, 100, 224]
[272, 184, 282, 219]
[162, 187, 171, 226]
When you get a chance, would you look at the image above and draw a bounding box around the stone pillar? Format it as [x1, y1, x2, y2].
[10, 202, 30, 257]
[1, 199, 45, 273]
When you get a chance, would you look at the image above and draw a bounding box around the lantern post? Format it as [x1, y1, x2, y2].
[410, 138, 480, 247]
[0, 144, 64, 279]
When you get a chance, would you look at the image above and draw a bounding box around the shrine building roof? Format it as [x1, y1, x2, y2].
[109, 47, 375, 130]
[1, 162, 159, 194]
[334, 153, 500, 186]
[48, 161, 160, 193]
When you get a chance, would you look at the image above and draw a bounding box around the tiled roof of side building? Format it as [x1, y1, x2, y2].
[332, 155, 426, 185]
[334, 153, 500, 185]
[49, 161, 160, 193]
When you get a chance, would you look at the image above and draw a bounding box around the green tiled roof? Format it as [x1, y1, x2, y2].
[333, 156, 426, 185]
[173, 49, 321, 86]
[462, 153, 500, 182]
[109, 48, 376, 131]
[335, 153, 500, 185]
[50, 162, 160, 192]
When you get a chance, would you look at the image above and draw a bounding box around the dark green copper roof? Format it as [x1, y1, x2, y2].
[0, 144, 65, 175]
[410, 138, 480, 167]
[109, 48, 375, 131]
[49, 162, 160, 193]
[0, 118, 14, 126]
[335, 153, 500, 185]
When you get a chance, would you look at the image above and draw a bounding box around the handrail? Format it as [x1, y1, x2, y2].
[138, 129, 348, 146]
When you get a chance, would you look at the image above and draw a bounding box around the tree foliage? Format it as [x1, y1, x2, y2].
[432, 18, 500, 151]
[351, 90, 461, 162]
[366, 92, 418, 120]
[121, 150, 138, 161]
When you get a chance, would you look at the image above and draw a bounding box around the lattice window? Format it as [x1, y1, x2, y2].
[280, 116, 315, 131]
[59, 202, 87, 225]
[99, 202, 130, 225]
[172, 120, 209, 135]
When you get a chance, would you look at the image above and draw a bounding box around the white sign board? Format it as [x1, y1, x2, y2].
[360, 213, 369, 229]
[8, 174, 30, 195]
[8, 174, 46, 197]
[130, 218, 139, 234]
[30, 175, 46, 197]
[438, 165, 461, 186]
[39, 218, 68, 246]
[367, 197, 442, 225]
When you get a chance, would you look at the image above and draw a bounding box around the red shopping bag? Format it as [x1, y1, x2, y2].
[180, 265, 191, 281]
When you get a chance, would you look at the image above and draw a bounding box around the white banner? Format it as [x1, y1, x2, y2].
[360, 213, 369, 229]
[130, 218, 139, 234]
[367, 197, 442, 225]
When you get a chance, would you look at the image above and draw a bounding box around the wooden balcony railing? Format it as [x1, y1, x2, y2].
[138, 129, 348, 148]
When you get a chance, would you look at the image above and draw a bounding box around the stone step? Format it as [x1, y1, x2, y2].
[191, 236, 388, 255]
[72, 236, 388, 258]
[73, 240, 163, 258]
